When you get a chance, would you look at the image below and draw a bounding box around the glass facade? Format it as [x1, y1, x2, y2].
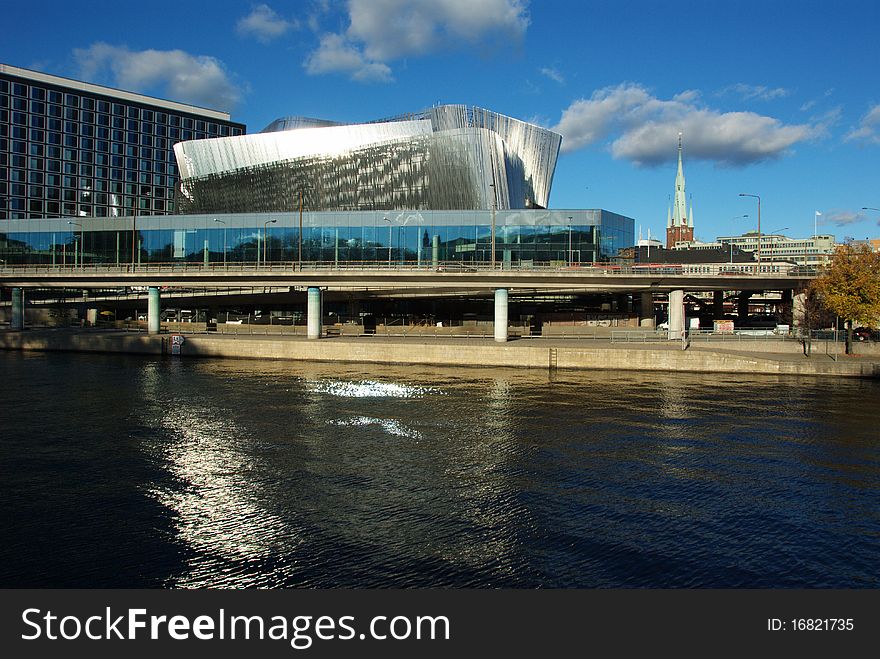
[0, 209, 633, 266]
[0, 64, 245, 221]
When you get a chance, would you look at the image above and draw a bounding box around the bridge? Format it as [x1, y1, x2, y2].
[1, 261, 813, 343]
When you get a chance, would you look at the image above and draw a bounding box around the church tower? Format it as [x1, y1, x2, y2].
[666, 133, 695, 248]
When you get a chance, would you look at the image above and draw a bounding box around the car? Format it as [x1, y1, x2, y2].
[854, 327, 877, 341]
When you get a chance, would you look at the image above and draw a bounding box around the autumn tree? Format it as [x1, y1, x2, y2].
[809, 244, 880, 354]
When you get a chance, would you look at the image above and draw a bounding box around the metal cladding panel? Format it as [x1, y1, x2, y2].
[174, 105, 561, 213]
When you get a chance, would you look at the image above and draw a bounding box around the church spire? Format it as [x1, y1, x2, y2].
[666, 132, 695, 248]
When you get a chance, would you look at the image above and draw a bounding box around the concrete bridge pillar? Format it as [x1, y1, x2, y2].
[713, 291, 725, 319]
[11, 287, 24, 330]
[737, 292, 752, 324]
[616, 293, 630, 314]
[668, 289, 685, 340]
[307, 287, 322, 339]
[494, 288, 509, 343]
[639, 292, 654, 328]
[147, 287, 161, 335]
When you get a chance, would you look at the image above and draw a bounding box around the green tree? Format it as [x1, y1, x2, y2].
[809, 244, 880, 354]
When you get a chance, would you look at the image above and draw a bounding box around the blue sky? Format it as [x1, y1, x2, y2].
[4, 0, 879, 242]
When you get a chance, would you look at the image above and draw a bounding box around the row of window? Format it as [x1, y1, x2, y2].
[2, 79, 241, 134]
[2, 129, 192, 157]
[3, 169, 172, 187]
[1, 198, 171, 216]
[0, 111, 216, 144]
[0, 180, 174, 199]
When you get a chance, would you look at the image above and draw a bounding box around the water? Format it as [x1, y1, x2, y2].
[1, 351, 878, 588]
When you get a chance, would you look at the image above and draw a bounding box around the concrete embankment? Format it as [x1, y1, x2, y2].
[1, 330, 879, 378]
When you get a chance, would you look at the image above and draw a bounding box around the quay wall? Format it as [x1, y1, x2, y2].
[1, 330, 879, 378]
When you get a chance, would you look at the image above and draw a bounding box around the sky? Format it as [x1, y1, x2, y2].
[4, 0, 879, 242]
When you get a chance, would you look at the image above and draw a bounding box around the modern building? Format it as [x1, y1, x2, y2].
[0, 208, 632, 267]
[665, 133, 694, 248]
[0, 63, 245, 221]
[173, 105, 561, 215]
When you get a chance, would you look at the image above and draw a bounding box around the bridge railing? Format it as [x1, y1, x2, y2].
[0, 260, 816, 277]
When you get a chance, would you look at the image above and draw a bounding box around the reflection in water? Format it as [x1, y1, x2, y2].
[138, 360, 301, 588]
[1, 352, 879, 588]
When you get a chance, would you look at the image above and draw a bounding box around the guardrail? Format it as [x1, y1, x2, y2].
[0, 260, 817, 277]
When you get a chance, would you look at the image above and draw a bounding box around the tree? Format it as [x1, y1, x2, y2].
[809, 244, 880, 354]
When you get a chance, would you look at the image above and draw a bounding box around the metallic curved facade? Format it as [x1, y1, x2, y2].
[173, 105, 561, 214]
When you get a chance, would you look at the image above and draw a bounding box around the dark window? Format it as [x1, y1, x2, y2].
[64, 135, 78, 148]
[28, 144, 43, 157]
[12, 111, 27, 125]
[47, 90, 62, 104]
[81, 97, 94, 111]
[64, 121, 78, 134]
[97, 113, 109, 127]
[81, 110, 94, 124]
[30, 100, 45, 114]
[127, 106, 140, 119]
[47, 104, 62, 118]
[47, 200, 60, 214]
[47, 159, 61, 173]
[65, 107, 78, 121]
[112, 103, 125, 116]
[64, 94, 79, 107]
[30, 129, 45, 142]
[169, 115, 180, 127]
[29, 116, 45, 130]
[47, 118, 62, 131]
[97, 100, 110, 113]
[12, 83, 27, 96]
[29, 86, 46, 101]
[29, 171, 44, 184]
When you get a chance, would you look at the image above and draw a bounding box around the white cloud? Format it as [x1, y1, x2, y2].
[823, 209, 867, 226]
[844, 104, 880, 144]
[74, 43, 240, 110]
[552, 83, 822, 166]
[539, 67, 564, 84]
[719, 83, 789, 101]
[304, 0, 529, 82]
[304, 33, 393, 83]
[236, 4, 298, 43]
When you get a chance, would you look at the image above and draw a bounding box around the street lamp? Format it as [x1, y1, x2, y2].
[263, 219, 277, 266]
[567, 216, 573, 265]
[738, 193, 761, 268]
[67, 221, 83, 268]
[213, 218, 227, 267]
[489, 182, 497, 268]
[383, 216, 392, 266]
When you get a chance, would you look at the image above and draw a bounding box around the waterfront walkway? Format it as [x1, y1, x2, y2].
[2, 328, 879, 379]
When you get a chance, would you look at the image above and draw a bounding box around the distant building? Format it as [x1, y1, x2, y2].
[0, 63, 245, 220]
[665, 133, 694, 248]
[715, 232, 836, 266]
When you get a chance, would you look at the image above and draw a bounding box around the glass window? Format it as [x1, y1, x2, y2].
[97, 113, 109, 127]
[28, 144, 43, 157]
[81, 125, 94, 138]
[81, 110, 94, 124]
[64, 120, 78, 134]
[64, 94, 79, 107]
[140, 121, 153, 134]
[112, 103, 125, 116]
[47, 90, 62, 103]
[30, 128, 45, 141]
[97, 100, 110, 113]
[29, 86, 46, 101]
[12, 111, 27, 125]
[47, 159, 61, 173]
[81, 97, 94, 111]
[126, 119, 138, 131]
[182, 117, 193, 129]
[127, 106, 140, 119]
[142, 110, 154, 122]
[30, 100, 45, 114]
[29, 116, 45, 130]
[12, 97, 28, 111]
[169, 115, 180, 127]
[47, 104, 62, 118]
[65, 107, 78, 121]
[12, 83, 27, 96]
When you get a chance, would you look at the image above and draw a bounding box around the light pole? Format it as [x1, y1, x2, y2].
[739, 193, 761, 269]
[383, 216, 392, 266]
[728, 214, 749, 262]
[567, 216, 573, 265]
[67, 221, 83, 268]
[213, 218, 227, 267]
[263, 219, 277, 266]
[489, 182, 497, 269]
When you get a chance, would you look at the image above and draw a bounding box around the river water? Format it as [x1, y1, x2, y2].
[0, 351, 877, 588]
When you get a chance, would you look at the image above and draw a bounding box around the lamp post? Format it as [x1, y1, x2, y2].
[567, 216, 573, 265]
[728, 214, 749, 263]
[383, 216, 392, 266]
[213, 218, 227, 267]
[263, 219, 277, 266]
[489, 182, 497, 269]
[738, 193, 761, 269]
[67, 221, 83, 269]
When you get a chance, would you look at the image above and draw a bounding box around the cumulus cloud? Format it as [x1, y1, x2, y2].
[304, 34, 393, 83]
[74, 43, 240, 110]
[236, 4, 298, 43]
[552, 83, 822, 166]
[304, 0, 529, 82]
[844, 104, 880, 144]
[718, 83, 789, 101]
